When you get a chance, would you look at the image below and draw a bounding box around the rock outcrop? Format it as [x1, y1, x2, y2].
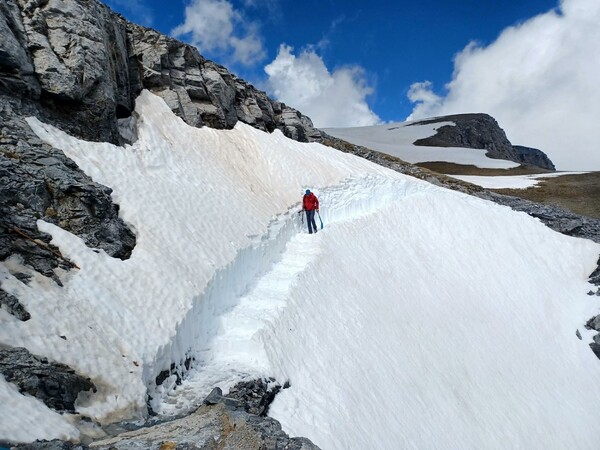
[6, 380, 320, 450]
[411, 114, 555, 170]
[124, 21, 321, 142]
[512, 145, 556, 171]
[1, 0, 321, 143]
[0, 347, 96, 413]
[90, 382, 319, 450]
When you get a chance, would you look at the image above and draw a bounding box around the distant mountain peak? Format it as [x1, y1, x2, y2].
[412, 113, 555, 170]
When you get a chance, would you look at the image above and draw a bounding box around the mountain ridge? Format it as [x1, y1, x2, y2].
[411, 113, 555, 170]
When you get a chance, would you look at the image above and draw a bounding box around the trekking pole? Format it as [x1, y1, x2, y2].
[317, 211, 323, 229]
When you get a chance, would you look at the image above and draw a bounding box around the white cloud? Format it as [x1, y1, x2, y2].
[172, 0, 265, 66]
[264, 45, 381, 128]
[408, 0, 600, 170]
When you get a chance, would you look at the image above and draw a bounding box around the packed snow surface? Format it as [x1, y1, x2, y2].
[2, 91, 600, 448]
[324, 121, 519, 169]
[451, 171, 590, 189]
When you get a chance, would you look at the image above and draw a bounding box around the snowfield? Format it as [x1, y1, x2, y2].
[324, 121, 520, 169]
[450, 171, 590, 189]
[1, 91, 600, 448]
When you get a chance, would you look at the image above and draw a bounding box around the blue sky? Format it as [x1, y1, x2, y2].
[105, 0, 556, 121]
[105, 0, 600, 169]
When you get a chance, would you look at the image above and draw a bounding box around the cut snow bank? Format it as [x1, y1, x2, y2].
[324, 122, 519, 169]
[1, 90, 599, 449]
[1, 90, 425, 441]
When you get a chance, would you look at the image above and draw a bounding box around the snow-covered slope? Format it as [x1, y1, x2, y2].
[1, 91, 599, 448]
[324, 121, 519, 169]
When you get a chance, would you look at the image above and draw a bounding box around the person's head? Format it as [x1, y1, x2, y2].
[305, 189, 311, 195]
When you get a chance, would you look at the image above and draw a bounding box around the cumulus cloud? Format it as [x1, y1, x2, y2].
[264, 45, 381, 128]
[172, 0, 265, 66]
[408, 0, 600, 170]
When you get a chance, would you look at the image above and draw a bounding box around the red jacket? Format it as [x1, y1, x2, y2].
[303, 193, 319, 211]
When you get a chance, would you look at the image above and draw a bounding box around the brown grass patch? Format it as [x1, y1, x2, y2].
[493, 172, 600, 219]
[416, 161, 552, 176]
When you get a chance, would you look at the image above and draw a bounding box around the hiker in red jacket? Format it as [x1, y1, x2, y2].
[303, 189, 319, 234]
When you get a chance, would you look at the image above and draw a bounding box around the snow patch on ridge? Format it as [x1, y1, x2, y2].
[450, 171, 590, 189]
[325, 121, 519, 169]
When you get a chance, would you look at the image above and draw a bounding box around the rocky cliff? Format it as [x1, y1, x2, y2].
[412, 114, 556, 170]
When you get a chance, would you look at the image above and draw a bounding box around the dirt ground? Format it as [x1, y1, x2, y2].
[416, 162, 600, 219]
[416, 161, 552, 176]
[492, 171, 600, 219]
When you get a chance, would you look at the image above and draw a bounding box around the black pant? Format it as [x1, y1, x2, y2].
[305, 210, 318, 233]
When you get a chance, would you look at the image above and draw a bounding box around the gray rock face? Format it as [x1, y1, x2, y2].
[1, 0, 322, 142]
[1, 0, 133, 142]
[512, 145, 556, 171]
[0, 289, 30, 321]
[124, 21, 318, 140]
[7, 380, 318, 450]
[88, 381, 319, 450]
[226, 378, 282, 416]
[0, 0, 141, 296]
[1, 0, 138, 324]
[0, 95, 137, 286]
[0, 347, 96, 412]
[411, 114, 556, 170]
[589, 259, 600, 286]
